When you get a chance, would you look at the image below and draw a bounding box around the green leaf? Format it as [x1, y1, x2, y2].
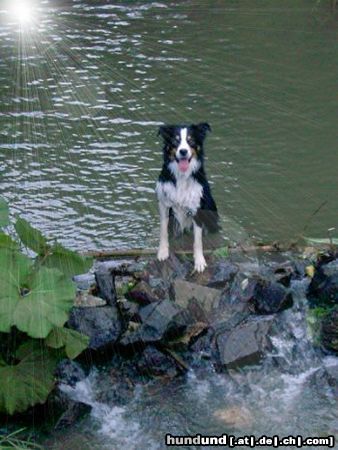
[0, 197, 9, 227]
[304, 237, 338, 245]
[0, 232, 19, 251]
[0, 350, 56, 415]
[14, 217, 49, 255]
[46, 327, 89, 359]
[0, 249, 75, 338]
[42, 243, 93, 277]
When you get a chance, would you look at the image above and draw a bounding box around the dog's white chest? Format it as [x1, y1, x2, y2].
[156, 178, 203, 229]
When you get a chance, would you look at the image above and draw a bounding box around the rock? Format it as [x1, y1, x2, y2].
[249, 278, 293, 314]
[118, 298, 141, 321]
[172, 279, 222, 318]
[68, 306, 123, 350]
[54, 400, 91, 430]
[55, 359, 87, 387]
[120, 299, 192, 346]
[321, 307, 338, 353]
[213, 406, 254, 429]
[94, 264, 117, 306]
[216, 315, 274, 369]
[145, 254, 190, 282]
[207, 261, 239, 289]
[72, 272, 96, 291]
[228, 271, 293, 315]
[136, 346, 179, 378]
[74, 292, 106, 307]
[125, 280, 166, 305]
[308, 259, 338, 306]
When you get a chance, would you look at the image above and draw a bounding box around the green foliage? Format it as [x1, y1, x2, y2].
[41, 243, 93, 277]
[14, 218, 49, 255]
[0, 428, 43, 449]
[307, 306, 331, 344]
[0, 233, 20, 251]
[0, 199, 91, 415]
[0, 197, 10, 228]
[0, 249, 74, 338]
[45, 327, 89, 359]
[0, 347, 56, 415]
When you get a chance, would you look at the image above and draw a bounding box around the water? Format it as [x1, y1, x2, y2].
[0, 1, 337, 251]
[47, 279, 338, 450]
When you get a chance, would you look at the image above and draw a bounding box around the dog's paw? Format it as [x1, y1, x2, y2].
[194, 255, 207, 273]
[157, 246, 169, 261]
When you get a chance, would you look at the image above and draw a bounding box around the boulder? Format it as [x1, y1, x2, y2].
[125, 280, 166, 305]
[249, 279, 293, 314]
[136, 346, 179, 378]
[94, 264, 117, 306]
[308, 259, 338, 306]
[207, 261, 239, 289]
[54, 399, 91, 430]
[120, 299, 192, 346]
[229, 272, 293, 315]
[216, 315, 274, 369]
[72, 272, 96, 291]
[321, 307, 338, 353]
[171, 279, 222, 320]
[74, 292, 106, 307]
[55, 359, 87, 387]
[68, 306, 123, 350]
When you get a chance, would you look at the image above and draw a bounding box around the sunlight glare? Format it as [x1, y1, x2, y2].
[9, 0, 35, 26]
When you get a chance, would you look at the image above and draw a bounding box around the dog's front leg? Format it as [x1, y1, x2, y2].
[157, 202, 170, 261]
[193, 221, 207, 272]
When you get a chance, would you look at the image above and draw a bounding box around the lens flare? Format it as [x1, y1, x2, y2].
[9, 0, 35, 26]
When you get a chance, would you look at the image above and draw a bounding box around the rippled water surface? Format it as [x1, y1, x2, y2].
[0, 0, 337, 250]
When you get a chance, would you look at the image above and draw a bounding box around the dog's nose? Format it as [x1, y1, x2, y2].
[179, 149, 188, 157]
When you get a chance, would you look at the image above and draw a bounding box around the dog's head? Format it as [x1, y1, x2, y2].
[158, 122, 211, 175]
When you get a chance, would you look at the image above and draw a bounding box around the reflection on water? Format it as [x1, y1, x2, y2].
[0, 0, 337, 250]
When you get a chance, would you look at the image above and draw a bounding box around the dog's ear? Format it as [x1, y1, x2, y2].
[194, 122, 211, 142]
[197, 122, 211, 134]
[158, 125, 174, 141]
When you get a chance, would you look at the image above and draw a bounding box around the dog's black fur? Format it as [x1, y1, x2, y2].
[157, 122, 220, 233]
[156, 122, 220, 272]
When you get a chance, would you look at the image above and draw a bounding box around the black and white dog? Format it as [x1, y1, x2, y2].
[156, 122, 220, 272]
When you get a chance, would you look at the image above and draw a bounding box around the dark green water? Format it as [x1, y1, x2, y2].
[0, 0, 337, 251]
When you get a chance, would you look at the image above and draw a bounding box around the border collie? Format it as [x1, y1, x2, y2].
[155, 122, 220, 272]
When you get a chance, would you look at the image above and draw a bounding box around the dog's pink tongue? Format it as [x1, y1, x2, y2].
[178, 159, 189, 172]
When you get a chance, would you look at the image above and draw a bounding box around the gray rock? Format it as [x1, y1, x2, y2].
[120, 299, 192, 346]
[72, 272, 96, 291]
[216, 315, 274, 369]
[74, 292, 106, 307]
[249, 279, 293, 314]
[321, 307, 338, 353]
[125, 280, 166, 305]
[54, 400, 91, 430]
[308, 259, 338, 306]
[172, 279, 222, 316]
[207, 261, 239, 289]
[55, 359, 87, 387]
[94, 264, 117, 306]
[136, 346, 179, 377]
[68, 306, 123, 350]
[229, 272, 293, 315]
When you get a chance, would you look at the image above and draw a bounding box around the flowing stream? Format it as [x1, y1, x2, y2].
[48, 278, 338, 450]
